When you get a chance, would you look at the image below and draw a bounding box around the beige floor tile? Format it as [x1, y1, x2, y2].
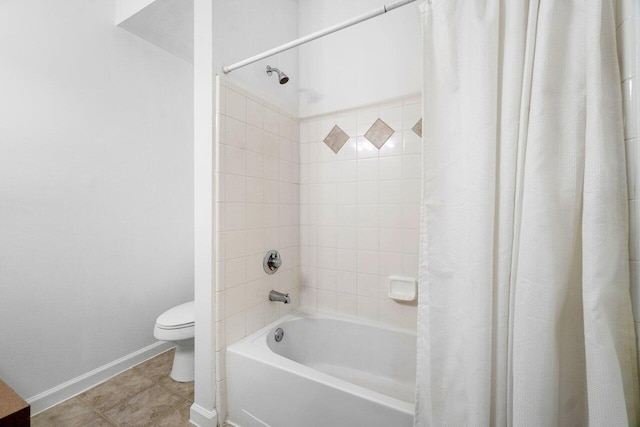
[31, 350, 192, 426]
[133, 349, 174, 381]
[79, 368, 155, 412]
[158, 376, 194, 402]
[103, 382, 186, 427]
[31, 397, 103, 427]
[152, 400, 193, 427]
[84, 415, 117, 426]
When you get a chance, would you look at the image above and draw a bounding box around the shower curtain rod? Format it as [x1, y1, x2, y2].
[221, 0, 418, 74]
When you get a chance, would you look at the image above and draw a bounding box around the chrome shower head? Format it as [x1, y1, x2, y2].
[266, 65, 289, 84]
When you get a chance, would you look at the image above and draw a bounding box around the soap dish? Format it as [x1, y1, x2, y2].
[388, 276, 417, 302]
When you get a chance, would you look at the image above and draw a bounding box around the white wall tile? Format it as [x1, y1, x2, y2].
[317, 268, 337, 291]
[337, 226, 358, 249]
[379, 106, 403, 131]
[357, 227, 379, 250]
[402, 154, 422, 179]
[336, 138, 357, 161]
[337, 249, 357, 272]
[357, 273, 379, 298]
[379, 204, 404, 229]
[379, 156, 403, 181]
[226, 117, 247, 149]
[317, 290, 337, 312]
[356, 137, 379, 159]
[403, 204, 421, 229]
[226, 89, 247, 122]
[246, 125, 264, 154]
[336, 113, 357, 137]
[403, 103, 421, 131]
[357, 296, 379, 320]
[337, 183, 357, 204]
[356, 108, 379, 136]
[299, 98, 422, 329]
[357, 205, 378, 228]
[264, 107, 280, 135]
[379, 300, 404, 327]
[380, 228, 403, 253]
[378, 132, 404, 157]
[337, 270, 357, 294]
[216, 84, 301, 368]
[357, 182, 378, 204]
[245, 303, 265, 335]
[357, 251, 379, 275]
[379, 181, 403, 205]
[225, 311, 246, 345]
[403, 131, 422, 154]
[336, 294, 358, 316]
[378, 252, 404, 277]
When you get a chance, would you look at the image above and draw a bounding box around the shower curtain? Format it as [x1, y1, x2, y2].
[416, 1, 640, 426]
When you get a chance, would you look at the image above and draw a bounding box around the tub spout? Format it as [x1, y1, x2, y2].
[269, 290, 290, 304]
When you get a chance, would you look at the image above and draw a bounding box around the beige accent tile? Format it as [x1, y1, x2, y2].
[323, 125, 350, 153]
[31, 397, 104, 427]
[132, 349, 174, 382]
[412, 118, 422, 138]
[364, 118, 395, 149]
[103, 383, 185, 427]
[79, 369, 155, 412]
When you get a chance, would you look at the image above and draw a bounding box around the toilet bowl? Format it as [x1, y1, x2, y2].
[154, 301, 195, 382]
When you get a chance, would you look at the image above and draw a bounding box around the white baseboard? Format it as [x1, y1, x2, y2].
[27, 341, 174, 415]
[190, 403, 218, 427]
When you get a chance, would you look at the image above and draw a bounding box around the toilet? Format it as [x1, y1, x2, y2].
[154, 301, 195, 382]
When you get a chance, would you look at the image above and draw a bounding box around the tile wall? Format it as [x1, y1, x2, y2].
[298, 95, 422, 329]
[214, 77, 300, 418]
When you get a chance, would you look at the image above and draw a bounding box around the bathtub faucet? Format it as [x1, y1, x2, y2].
[269, 290, 290, 304]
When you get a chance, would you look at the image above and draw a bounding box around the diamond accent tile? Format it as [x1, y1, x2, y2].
[324, 125, 350, 153]
[412, 118, 422, 137]
[364, 118, 394, 149]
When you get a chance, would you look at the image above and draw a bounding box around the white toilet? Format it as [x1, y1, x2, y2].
[154, 301, 195, 382]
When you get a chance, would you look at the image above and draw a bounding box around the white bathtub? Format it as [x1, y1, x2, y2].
[226, 311, 416, 427]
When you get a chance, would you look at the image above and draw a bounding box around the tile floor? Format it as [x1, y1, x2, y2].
[31, 349, 193, 427]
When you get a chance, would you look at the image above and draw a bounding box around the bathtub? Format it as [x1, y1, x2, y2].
[226, 311, 416, 427]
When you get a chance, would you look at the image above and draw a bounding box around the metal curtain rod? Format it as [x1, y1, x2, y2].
[221, 0, 418, 74]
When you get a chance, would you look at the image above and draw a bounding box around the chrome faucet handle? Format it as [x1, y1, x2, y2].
[263, 250, 282, 274]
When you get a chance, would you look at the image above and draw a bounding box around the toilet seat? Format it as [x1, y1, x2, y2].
[154, 301, 195, 341]
[156, 301, 194, 328]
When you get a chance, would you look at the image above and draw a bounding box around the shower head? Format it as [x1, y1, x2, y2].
[266, 65, 289, 84]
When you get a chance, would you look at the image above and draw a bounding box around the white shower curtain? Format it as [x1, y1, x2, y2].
[416, 1, 640, 426]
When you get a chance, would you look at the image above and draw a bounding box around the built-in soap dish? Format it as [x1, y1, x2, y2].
[388, 276, 417, 302]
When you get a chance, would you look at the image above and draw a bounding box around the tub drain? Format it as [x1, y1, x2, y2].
[274, 328, 284, 342]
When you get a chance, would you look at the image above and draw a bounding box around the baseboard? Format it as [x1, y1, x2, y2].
[27, 341, 174, 415]
[190, 403, 218, 427]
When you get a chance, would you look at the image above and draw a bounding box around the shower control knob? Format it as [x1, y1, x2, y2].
[263, 250, 282, 274]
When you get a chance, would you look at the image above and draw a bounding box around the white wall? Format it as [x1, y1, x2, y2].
[298, 0, 421, 117]
[0, 0, 193, 399]
[213, 0, 299, 114]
